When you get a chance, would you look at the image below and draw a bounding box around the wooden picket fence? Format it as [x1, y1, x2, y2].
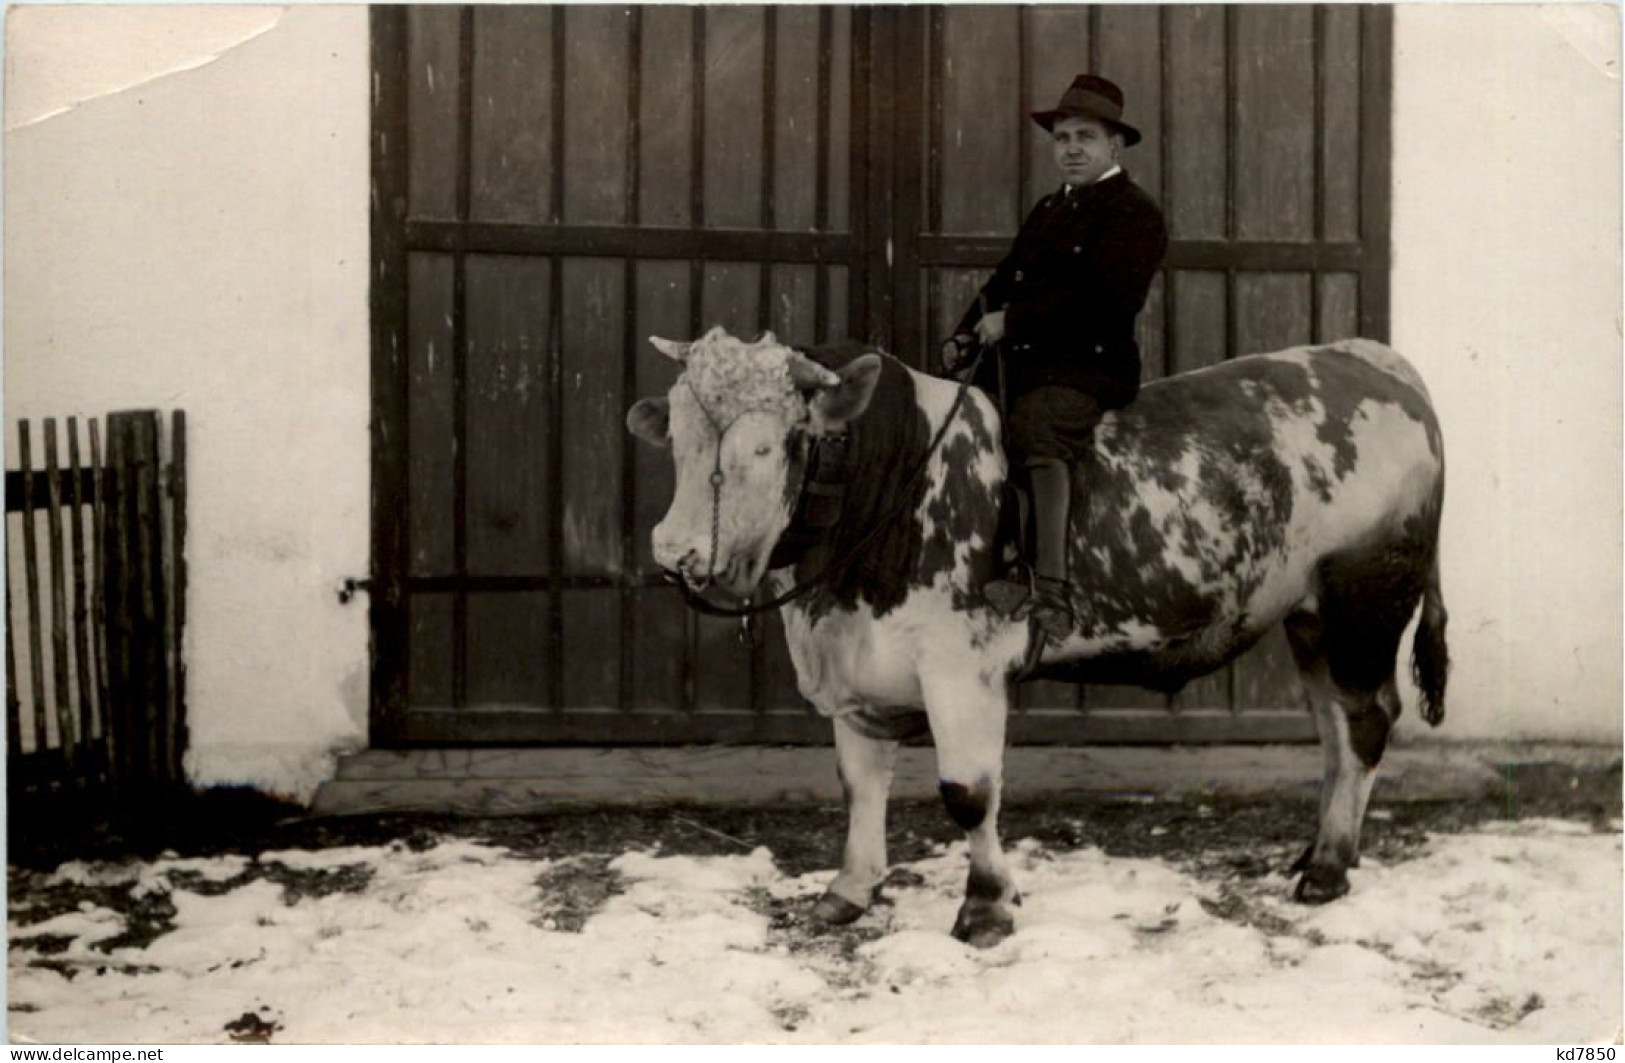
[6, 410, 188, 817]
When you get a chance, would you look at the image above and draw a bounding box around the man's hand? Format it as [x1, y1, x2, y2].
[975, 310, 1007, 346]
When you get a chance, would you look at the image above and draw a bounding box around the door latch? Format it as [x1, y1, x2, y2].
[335, 577, 372, 605]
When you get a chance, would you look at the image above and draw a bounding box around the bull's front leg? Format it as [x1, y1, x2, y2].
[921, 666, 1020, 948]
[812, 715, 900, 925]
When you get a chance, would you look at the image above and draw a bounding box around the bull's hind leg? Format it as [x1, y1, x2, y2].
[813, 716, 901, 925]
[921, 668, 1019, 948]
[1284, 554, 1420, 902]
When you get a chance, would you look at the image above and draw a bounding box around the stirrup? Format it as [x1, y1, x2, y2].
[1027, 576, 1077, 643]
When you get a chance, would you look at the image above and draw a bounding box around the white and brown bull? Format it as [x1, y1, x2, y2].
[627, 325, 1448, 947]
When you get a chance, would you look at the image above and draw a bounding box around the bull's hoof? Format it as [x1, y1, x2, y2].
[811, 891, 868, 926]
[1288, 842, 1360, 877]
[951, 903, 1016, 949]
[1292, 864, 1351, 905]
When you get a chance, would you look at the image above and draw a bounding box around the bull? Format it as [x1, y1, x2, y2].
[626, 325, 1448, 947]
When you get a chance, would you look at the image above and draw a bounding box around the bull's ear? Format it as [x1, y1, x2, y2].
[626, 397, 671, 447]
[649, 336, 691, 362]
[809, 354, 883, 431]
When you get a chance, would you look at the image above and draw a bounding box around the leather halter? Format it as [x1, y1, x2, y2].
[667, 351, 980, 619]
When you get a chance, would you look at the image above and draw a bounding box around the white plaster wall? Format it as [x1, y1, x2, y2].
[5, 6, 372, 799]
[1391, 5, 1622, 743]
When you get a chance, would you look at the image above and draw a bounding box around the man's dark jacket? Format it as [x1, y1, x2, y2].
[956, 170, 1168, 409]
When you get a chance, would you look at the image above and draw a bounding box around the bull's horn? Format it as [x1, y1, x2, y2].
[649, 336, 692, 362]
[786, 352, 841, 391]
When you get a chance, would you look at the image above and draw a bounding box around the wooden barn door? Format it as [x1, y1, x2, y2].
[370, 5, 1392, 746]
[371, 6, 871, 743]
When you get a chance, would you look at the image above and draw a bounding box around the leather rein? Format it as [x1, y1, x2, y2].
[667, 350, 983, 620]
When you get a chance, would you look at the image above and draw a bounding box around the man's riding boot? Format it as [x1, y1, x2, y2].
[982, 459, 1076, 642]
[1026, 458, 1077, 640]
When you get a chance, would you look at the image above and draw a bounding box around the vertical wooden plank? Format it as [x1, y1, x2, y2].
[1318, 273, 1360, 343]
[469, 6, 554, 224]
[892, 8, 929, 365]
[164, 412, 188, 784]
[43, 420, 77, 765]
[704, 6, 766, 230]
[826, 265, 850, 343]
[774, 6, 820, 233]
[66, 420, 98, 755]
[561, 588, 619, 710]
[1164, 6, 1226, 240]
[634, 261, 692, 713]
[640, 7, 695, 228]
[1322, 5, 1361, 242]
[694, 613, 752, 713]
[619, 24, 644, 720]
[827, 6, 852, 235]
[1136, 272, 1168, 381]
[406, 6, 462, 220]
[1169, 269, 1229, 374]
[372, 6, 412, 744]
[629, 587, 687, 712]
[102, 415, 138, 788]
[408, 595, 455, 709]
[1027, 7, 1092, 208]
[812, 7, 833, 330]
[466, 592, 551, 708]
[560, 257, 627, 576]
[131, 414, 169, 785]
[940, 7, 1020, 236]
[19, 422, 48, 756]
[451, 7, 474, 714]
[1236, 272, 1313, 354]
[1015, 10, 1031, 225]
[927, 7, 944, 237]
[1234, 6, 1315, 241]
[1167, 270, 1233, 712]
[769, 265, 818, 349]
[1097, 5, 1163, 203]
[931, 269, 988, 354]
[563, 7, 632, 226]
[88, 420, 116, 785]
[465, 255, 553, 576]
[859, 10, 891, 347]
[703, 262, 764, 344]
[407, 253, 457, 577]
[1358, 7, 1393, 342]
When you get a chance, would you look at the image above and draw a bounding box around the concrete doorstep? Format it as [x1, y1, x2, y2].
[309, 741, 1622, 818]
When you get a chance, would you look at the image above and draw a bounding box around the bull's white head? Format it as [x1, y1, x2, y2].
[626, 326, 882, 598]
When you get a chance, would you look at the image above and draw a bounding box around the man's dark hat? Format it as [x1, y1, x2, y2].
[1031, 74, 1142, 146]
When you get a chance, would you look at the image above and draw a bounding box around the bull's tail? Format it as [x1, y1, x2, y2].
[1411, 552, 1449, 727]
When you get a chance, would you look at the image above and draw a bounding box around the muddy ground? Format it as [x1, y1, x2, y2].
[8, 758, 1619, 956]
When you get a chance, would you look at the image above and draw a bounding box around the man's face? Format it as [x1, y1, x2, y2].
[1051, 116, 1122, 187]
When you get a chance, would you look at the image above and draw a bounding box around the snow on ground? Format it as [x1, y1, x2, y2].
[8, 821, 1620, 1044]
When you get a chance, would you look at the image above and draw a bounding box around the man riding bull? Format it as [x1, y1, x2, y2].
[942, 74, 1168, 641]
